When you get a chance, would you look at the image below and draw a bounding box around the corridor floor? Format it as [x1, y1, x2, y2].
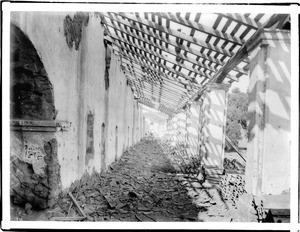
[12, 138, 235, 222]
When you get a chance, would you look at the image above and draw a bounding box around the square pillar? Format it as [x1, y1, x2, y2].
[186, 102, 201, 157]
[200, 83, 230, 169]
[245, 30, 291, 196]
[176, 110, 187, 145]
[170, 116, 178, 145]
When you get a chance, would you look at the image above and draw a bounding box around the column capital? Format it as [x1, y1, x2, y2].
[206, 83, 230, 92]
[247, 29, 290, 53]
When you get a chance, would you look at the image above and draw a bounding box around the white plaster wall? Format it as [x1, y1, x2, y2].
[11, 12, 140, 189]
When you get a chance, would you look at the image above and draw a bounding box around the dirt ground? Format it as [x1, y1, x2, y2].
[11, 138, 251, 222]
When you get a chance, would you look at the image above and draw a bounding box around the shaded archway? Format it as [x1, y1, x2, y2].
[10, 24, 60, 210]
[10, 23, 55, 120]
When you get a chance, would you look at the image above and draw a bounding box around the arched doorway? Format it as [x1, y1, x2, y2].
[10, 24, 55, 120]
[10, 24, 60, 211]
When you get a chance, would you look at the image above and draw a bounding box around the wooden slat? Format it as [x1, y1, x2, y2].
[140, 80, 188, 99]
[139, 96, 178, 111]
[115, 37, 192, 84]
[225, 136, 246, 162]
[123, 66, 193, 94]
[121, 59, 194, 93]
[113, 31, 211, 83]
[118, 48, 180, 83]
[118, 51, 195, 88]
[105, 14, 234, 78]
[143, 91, 182, 106]
[103, 12, 248, 74]
[155, 12, 245, 45]
[124, 70, 193, 99]
[107, 20, 215, 81]
[143, 86, 185, 101]
[220, 13, 262, 29]
[114, 12, 234, 57]
[212, 14, 289, 83]
[103, 13, 247, 78]
[179, 13, 289, 112]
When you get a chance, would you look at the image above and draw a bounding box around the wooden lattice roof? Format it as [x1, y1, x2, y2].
[99, 12, 289, 116]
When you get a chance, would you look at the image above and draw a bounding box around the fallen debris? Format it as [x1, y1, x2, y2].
[68, 192, 87, 218]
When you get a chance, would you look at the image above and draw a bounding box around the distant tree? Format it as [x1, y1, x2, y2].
[226, 87, 248, 147]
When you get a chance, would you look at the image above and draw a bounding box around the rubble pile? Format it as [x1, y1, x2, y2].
[223, 158, 245, 173]
[220, 173, 246, 206]
[11, 138, 252, 222]
[47, 139, 200, 221]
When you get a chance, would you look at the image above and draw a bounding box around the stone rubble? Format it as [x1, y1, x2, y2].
[11, 138, 255, 222]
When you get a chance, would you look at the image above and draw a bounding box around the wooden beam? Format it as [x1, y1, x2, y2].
[115, 12, 234, 57]
[116, 50, 200, 89]
[129, 76, 188, 100]
[118, 52, 193, 89]
[106, 20, 215, 81]
[123, 65, 194, 94]
[126, 74, 192, 98]
[176, 14, 289, 113]
[108, 28, 205, 85]
[102, 12, 248, 76]
[143, 91, 182, 106]
[211, 14, 289, 83]
[219, 13, 262, 29]
[153, 12, 245, 45]
[124, 69, 193, 99]
[225, 136, 246, 162]
[121, 59, 195, 94]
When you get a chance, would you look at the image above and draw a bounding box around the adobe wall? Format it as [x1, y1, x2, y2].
[10, 12, 142, 208]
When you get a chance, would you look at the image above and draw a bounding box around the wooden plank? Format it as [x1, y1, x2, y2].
[115, 33, 212, 82]
[154, 12, 245, 45]
[106, 19, 215, 80]
[211, 14, 288, 83]
[142, 82, 185, 99]
[139, 96, 178, 111]
[114, 38, 198, 85]
[253, 13, 265, 22]
[117, 49, 178, 83]
[68, 192, 87, 218]
[126, 76, 188, 99]
[143, 81, 186, 97]
[220, 13, 262, 29]
[143, 84, 186, 100]
[225, 136, 246, 162]
[102, 12, 248, 75]
[121, 59, 195, 92]
[119, 52, 196, 89]
[143, 92, 181, 106]
[178, 14, 288, 113]
[115, 12, 234, 57]
[120, 51, 201, 90]
[109, 26, 245, 82]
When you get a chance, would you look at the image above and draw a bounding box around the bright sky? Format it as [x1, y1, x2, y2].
[229, 74, 249, 93]
[141, 104, 169, 122]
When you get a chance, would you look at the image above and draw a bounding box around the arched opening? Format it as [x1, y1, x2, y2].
[10, 24, 59, 210]
[10, 23, 55, 120]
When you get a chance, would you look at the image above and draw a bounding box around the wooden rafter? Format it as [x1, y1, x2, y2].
[107, 23, 213, 81]
[102, 12, 247, 76]
[211, 14, 289, 83]
[116, 12, 234, 57]
[115, 49, 198, 89]
[153, 12, 245, 45]
[100, 12, 289, 115]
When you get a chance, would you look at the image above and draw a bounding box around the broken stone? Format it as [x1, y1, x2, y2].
[128, 191, 138, 198]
